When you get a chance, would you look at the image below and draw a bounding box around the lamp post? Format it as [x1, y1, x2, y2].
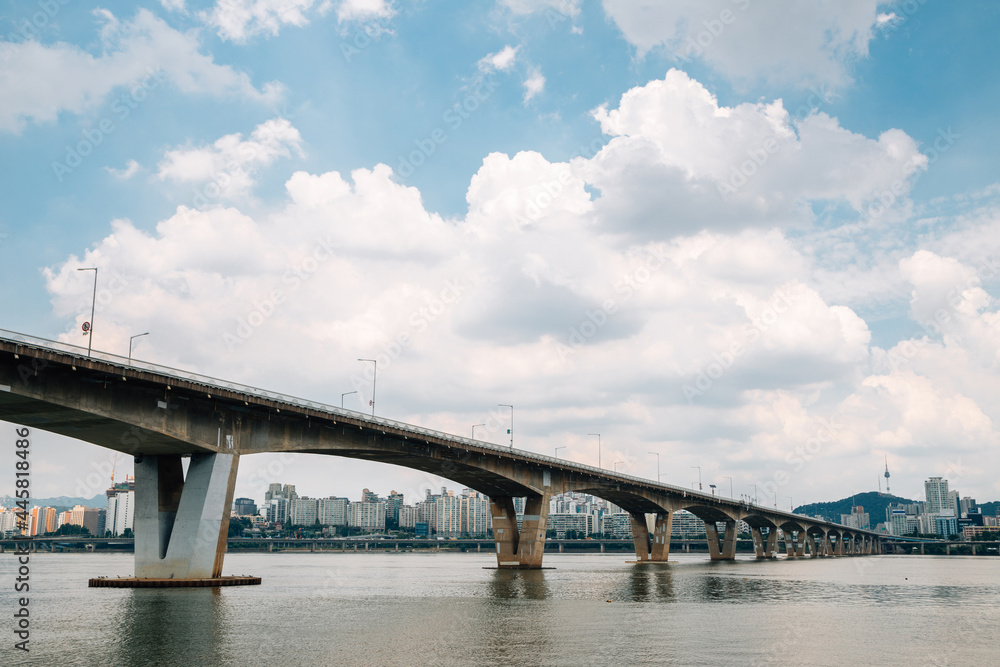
[498, 404, 513, 447]
[752, 484, 758, 505]
[77, 267, 98, 356]
[128, 332, 149, 363]
[588, 433, 601, 469]
[786, 496, 793, 512]
[357, 359, 376, 417]
[691, 466, 702, 490]
[648, 451, 661, 482]
[555, 446, 566, 458]
[472, 423, 486, 439]
[613, 461, 624, 472]
[341, 391, 357, 409]
[725, 476, 733, 499]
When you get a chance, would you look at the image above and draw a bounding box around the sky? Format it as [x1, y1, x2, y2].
[1, 0, 999, 513]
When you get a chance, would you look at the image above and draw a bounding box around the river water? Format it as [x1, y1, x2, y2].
[1, 551, 997, 666]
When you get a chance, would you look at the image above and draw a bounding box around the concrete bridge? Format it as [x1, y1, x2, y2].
[0, 330, 885, 580]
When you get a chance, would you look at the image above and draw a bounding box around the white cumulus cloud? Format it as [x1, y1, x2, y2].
[0, 9, 282, 134]
[155, 118, 304, 200]
[602, 0, 886, 89]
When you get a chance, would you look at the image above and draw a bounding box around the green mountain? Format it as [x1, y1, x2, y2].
[794, 491, 916, 525]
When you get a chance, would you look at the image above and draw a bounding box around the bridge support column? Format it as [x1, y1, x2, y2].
[706, 520, 737, 560]
[491, 493, 549, 569]
[134, 452, 239, 579]
[751, 526, 777, 558]
[806, 533, 818, 558]
[651, 512, 672, 561]
[629, 511, 671, 562]
[794, 532, 807, 558]
[783, 531, 796, 558]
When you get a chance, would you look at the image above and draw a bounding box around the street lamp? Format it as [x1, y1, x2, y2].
[77, 267, 98, 356]
[555, 446, 566, 458]
[472, 423, 486, 439]
[341, 391, 357, 409]
[614, 461, 623, 472]
[691, 466, 702, 490]
[786, 496, 793, 512]
[648, 451, 661, 482]
[752, 484, 758, 505]
[588, 433, 601, 469]
[357, 359, 376, 417]
[128, 332, 149, 363]
[498, 404, 513, 447]
[725, 476, 733, 499]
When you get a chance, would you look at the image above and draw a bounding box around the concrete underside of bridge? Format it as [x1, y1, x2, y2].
[0, 340, 884, 577]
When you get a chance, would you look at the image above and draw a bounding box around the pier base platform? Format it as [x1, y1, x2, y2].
[89, 576, 261, 588]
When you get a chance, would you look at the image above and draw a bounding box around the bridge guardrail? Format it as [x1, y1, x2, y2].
[0, 328, 867, 533]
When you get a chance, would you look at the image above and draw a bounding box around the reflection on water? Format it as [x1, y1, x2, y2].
[488, 567, 551, 600]
[4, 552, 999, 666]
[108, 589, 230, 667]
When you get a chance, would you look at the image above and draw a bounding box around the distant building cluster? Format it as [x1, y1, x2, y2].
[0, 475, 136, 539]
[0, 503, 106, 537]
[882, 476, 998, 540]
[235, 485, 749, 539]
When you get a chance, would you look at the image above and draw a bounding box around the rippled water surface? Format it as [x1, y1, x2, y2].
[2, 551, 997, 666]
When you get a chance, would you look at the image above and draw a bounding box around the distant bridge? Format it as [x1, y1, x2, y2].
[0, 330, 885, 580]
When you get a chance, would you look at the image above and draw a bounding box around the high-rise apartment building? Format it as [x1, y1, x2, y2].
[924, 477, 950, 514]
[386, 491, 404, 528]
[348, 501, 386, 532]
[30, 507, 56, 536]
[290, 497, 319, 526]
[318, 497, 349, 526]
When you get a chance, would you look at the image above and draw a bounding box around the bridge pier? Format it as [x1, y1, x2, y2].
[783, 531, 797, 558]
[806, 533, 818, 558]
[491, 493, 549, 568]
[705, 520, 737, 560]
[751, 526, 777, 558]
[134, 452, 240, 580]
[630, 511, 672, 562]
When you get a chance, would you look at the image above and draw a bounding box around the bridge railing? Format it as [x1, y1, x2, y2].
[0, 329, 865, 533]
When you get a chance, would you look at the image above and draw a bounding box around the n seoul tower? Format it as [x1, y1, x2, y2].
[884, 456, 891, 494]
